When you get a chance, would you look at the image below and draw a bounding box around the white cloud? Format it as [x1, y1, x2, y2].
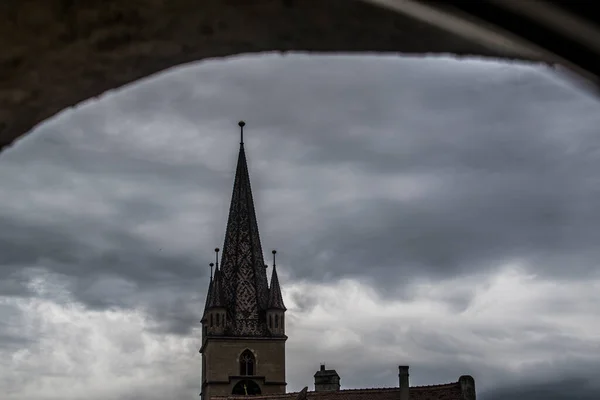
[282, 262, 600, 392]
[1, 261, 599, 399]
[1, 271, 200, 400]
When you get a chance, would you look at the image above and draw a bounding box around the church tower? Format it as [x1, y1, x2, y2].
[200, 121, 287, 400]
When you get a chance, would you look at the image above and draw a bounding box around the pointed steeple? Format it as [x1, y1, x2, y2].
[207, 267, 226, 308]
[203, 248, 223, 318]
[268, 266, 286, 310]
[268, 250, 286, 310]
[219, 121, 270, 336]
[202, 263, 214, 318]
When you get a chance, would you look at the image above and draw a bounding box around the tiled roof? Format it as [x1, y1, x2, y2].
[213, 382, 463, 400]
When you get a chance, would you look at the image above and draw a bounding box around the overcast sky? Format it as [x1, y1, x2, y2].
[1, 54, 600, 400]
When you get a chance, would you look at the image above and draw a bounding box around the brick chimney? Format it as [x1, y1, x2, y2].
[398, 366, 409, 400]
[459, 375, 476, 400]
[314, 364, 341, 392]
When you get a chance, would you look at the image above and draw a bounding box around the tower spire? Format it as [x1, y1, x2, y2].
[219, 121, 270, 336]
[200, 122, 288, 400]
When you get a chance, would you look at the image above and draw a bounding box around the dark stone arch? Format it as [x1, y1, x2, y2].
[1, 0, 553, 154]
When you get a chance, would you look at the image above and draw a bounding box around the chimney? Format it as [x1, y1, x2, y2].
[398, 366, 409, 400]
[459, 375, 476, 400]
[314, 364, 341, 392]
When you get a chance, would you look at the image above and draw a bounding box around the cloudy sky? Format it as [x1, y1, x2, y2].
[1, 53, 600, 400]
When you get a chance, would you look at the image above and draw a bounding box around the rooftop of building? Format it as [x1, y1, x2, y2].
[213, 381, 464, 400]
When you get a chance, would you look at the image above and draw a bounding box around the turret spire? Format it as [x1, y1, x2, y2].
[207, 249, 225, 309]
[268, 250, 286, 311]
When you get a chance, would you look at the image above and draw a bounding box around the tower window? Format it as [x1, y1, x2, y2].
[210, 314, 213, 327]
[216, 313, 220, 327]
[275, 315, 279, 328]
[269, 315, 273, 328]
[240, 350, 255, 376]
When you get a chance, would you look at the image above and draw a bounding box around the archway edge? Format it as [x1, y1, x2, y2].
[0, 0, 558, 153]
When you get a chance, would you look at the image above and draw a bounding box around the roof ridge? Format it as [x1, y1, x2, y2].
[410, 381, 460, 389]
[213, 395, 296, 400]
[212, 381, 463, 400]
[325, 387, 400, 393]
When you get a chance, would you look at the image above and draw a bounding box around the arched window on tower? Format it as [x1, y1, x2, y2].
[269, 315, 273, 328]
[275, 315, 279, 328]
[210, 314, 213, 327]
[239, 350, 255, 376]
[216, 313, 220, 327]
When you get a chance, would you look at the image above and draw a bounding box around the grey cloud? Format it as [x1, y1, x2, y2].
[0, 209, 208, 335]
[3, 53, 599, 310]
[4, 53, 599, 318]
[481, 378, 599, 400]
[1, 54, 599, 400]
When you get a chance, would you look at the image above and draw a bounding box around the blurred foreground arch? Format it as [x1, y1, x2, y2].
[1, 0, 599, 152]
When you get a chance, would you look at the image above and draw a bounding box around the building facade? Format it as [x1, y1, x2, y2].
[201, 122, 476, 400]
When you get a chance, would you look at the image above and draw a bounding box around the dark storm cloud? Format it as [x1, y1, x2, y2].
[0, 204, 209, 335]
[82, 54, 600, 285]
[2, 54, 600, 326]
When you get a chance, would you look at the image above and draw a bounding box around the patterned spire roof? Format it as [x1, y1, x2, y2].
[268, 265, 286, 311]
[218, 122, 270, 336]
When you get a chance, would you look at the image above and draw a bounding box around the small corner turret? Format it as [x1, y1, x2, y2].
[203, 248, 227, 338]
[267, 250, 286, 336]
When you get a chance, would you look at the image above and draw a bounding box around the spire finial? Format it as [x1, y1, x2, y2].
[272, 249, 277, 269]
[209, 262, 214, 280]
[215, 248, 220, 270]
[238, 121, 245, 145]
